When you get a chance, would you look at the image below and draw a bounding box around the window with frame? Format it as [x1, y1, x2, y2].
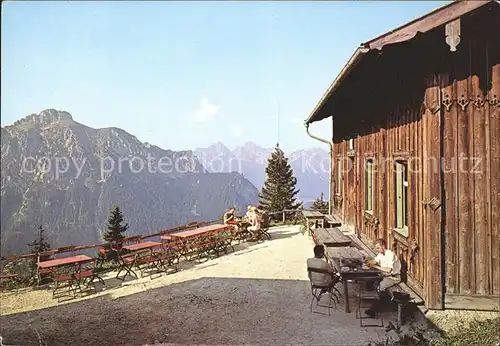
[365, 159, 374, 213]
[394, 161, 409, 236]
[336, 158, 342, 195]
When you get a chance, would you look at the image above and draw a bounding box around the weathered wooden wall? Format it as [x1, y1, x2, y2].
[330, 7, 500, 310]
[440, 21, 500, 310]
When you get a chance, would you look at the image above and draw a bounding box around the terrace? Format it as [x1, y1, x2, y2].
[0, 224, 431, 345]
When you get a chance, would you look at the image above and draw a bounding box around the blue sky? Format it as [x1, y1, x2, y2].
[2, 1, 449, 152]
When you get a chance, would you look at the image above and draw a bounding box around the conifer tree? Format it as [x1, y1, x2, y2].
[311, 192, 329, 213]
[103, 205, 129, 243]
[259, 143, 301, 214]
[27, 225, 51, 260]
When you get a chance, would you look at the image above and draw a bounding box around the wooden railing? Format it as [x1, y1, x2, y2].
[0, 219, 222, 262]
[0, 208, 326, 261]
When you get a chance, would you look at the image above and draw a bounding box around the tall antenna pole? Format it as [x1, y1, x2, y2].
[277, 103, 280, 147]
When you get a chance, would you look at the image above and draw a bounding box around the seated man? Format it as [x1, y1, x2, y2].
[306, 245, 337, 292]
[365, 238, 402, 317]
[223, 207, 236, 225]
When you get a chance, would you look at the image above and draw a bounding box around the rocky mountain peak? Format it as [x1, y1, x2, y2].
[9, 109, 73, 129]
[1, 110, 259, 255]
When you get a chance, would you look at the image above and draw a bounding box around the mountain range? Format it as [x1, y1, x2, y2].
[194, 142, 329, 204]
[1, 110, 259, 255]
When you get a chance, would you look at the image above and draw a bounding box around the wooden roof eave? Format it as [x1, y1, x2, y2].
[363, 0, 493, 51]
[304, 46, 370, 125]
[304, 0, 495, 125]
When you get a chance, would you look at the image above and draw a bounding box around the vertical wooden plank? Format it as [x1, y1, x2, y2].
[342, 141, 346, 221]
[442, 71, 459, 294]
[409, 108, 414, 245]
[415, 96, 422, 285]
[424, 73, 443, 309]
[407, 108, 412, 152]
[420, 106, 426, 287]
[373, 130, 378, 218]
[421, 88, 429, 295]
[362, 134, 366, 239]
[390, 110, 394, 156]
[416, 101, 423, 285]
[355, 135, 361, 233]
[397, 105, 401, 151]
[400, 104, 404, 151]
[388, 112, 394, 241]
[332, 141, 335, 214]
[471, 61, 489, 295]
[404, 108, 409, 152]
[409, 106, 417, 277]
[456, 43, 474, 295]
[396, 163, 403, 227]
[404, 106, 408, 151]
[331, 119, 335, 215]
[397, 104, 402, 151]
[380, 123, 387, 241]
[490, 60, 500, 295]
[410, 99, 416, 279]
[349, 139, 355, 227]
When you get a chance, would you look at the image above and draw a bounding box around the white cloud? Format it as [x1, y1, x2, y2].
[291, 116, 303, 124]
[229, 124, 242, 137]
[194, 96, 219, 122]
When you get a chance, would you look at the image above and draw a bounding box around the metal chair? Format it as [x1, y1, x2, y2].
[355, 276, 384, 327]
[307, 267, 341, 315]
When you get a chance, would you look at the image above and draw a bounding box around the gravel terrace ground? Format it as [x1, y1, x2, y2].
[0, 225, 419, 346]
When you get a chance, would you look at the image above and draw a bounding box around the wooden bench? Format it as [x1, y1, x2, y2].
[387, 282, 424, 306]
[324, 214, 342, 227]
[313, 228, 352, 247]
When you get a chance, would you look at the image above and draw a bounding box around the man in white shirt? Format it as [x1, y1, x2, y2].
[365, 238, 402, 317]
[372, 238, 401, 291]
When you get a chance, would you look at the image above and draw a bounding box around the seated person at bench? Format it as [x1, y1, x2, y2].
[223, 207, 236, 225]
[306, 245, 337, 291]
[243, 205, 254, 221]
[364, 238, 402, 317]
[247, 207, 262, 236]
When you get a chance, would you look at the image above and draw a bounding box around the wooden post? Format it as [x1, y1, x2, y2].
[423, 74, 444, 310]
[282, 211, 286, 223]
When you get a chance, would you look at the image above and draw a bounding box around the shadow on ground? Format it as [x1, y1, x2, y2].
[0, 276, 423, 346]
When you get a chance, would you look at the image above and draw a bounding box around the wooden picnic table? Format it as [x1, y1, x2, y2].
[37, 255, 93, 269]
[313, 228, 352, 247]
[325, 246, 382, 313]
[167, 224, 232, 239]
[161, 224, 233, 261]
[302, 210, 326, 235]
[123, 241, 162, 252]
[121, 241, 172, 279]
[37, 255, 98, 297]
[302, 210, 325, 218]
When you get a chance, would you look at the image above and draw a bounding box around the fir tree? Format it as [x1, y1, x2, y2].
[259, 143, 301, 214]
[27, 225, 52, 262]
[103, 205, 129, 243]
[311, 192, 329, 213]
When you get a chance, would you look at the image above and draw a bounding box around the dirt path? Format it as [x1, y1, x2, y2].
[0, 226, 392, 345]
